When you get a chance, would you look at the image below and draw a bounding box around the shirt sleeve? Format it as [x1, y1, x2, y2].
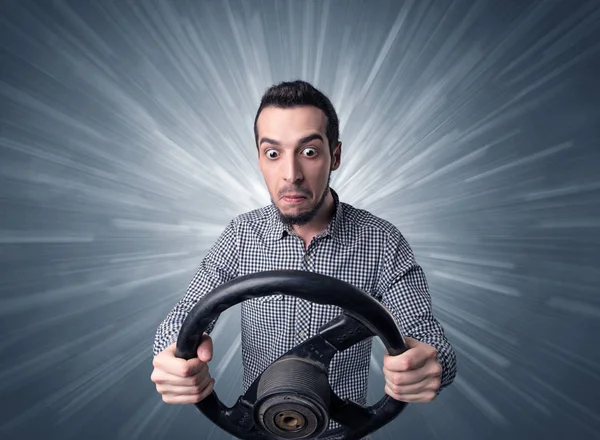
[378, 228, 457, 392]
[152, 219, 239, 356]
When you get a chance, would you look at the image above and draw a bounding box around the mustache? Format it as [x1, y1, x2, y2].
[278, 186, 311, 197]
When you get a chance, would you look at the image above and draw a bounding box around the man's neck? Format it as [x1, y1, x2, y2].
[291, 191, 336, 247]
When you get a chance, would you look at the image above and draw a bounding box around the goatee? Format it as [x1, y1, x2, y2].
[277, 185, 330, 226]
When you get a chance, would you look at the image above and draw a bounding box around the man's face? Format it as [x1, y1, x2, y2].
[256, 106, 341, 226]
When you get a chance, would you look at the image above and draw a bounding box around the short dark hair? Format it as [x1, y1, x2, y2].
[253, 80, 339, 155]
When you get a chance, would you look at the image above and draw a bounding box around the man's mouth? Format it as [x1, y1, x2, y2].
[281, 194, 308, 203]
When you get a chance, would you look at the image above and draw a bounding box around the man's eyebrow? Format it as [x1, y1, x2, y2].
[259, 134, 324, 148]
[259, 137, 281, 147]
[297, 133, 324, 145]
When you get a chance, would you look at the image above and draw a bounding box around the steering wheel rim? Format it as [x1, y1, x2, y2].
[175, 270, 408, 439]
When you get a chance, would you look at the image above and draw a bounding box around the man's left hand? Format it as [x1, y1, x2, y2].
[382, 337, 442, 402]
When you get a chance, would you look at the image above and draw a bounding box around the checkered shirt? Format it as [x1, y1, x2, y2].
[153, 188, 457, 439]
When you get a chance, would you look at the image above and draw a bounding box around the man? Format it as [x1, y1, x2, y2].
[151, 80, 457, 438]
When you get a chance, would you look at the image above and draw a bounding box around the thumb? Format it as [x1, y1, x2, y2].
[403, 336, 419, 347]
[196, 333, 213, 363]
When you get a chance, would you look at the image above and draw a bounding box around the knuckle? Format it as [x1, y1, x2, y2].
[196, 372, 210, 387]
[392, 373, 403, 385]
[195, 378, 209, 393]
[197, 365, 208, 381]
[199, 383, 212, 397]
[201, 385, 213, 399]
[179, 365, 192, 377]
[207, 379, 215, 391]
[151, 372, 162, 384]
[390, 390, 402, 400]
[382, 356, 392, 369]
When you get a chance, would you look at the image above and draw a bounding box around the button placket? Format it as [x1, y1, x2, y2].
[296, 245, 314, 343]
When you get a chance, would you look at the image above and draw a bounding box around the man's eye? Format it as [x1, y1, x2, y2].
[302, 148, 317, 157]
[266, 149, 278, 158]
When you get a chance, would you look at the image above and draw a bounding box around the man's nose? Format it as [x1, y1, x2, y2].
[282, 156, 303, 183]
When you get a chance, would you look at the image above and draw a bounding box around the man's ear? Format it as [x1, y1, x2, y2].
[331, 141, 342, 171]
[257, 147, 264, 173]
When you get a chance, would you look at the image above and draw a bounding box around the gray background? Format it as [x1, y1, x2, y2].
[1, 0, 599, 439]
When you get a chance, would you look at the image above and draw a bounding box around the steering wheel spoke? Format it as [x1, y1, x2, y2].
[318, 312, 375, 353]
[328, 391, 373, 430]
[195, 393, 266, 438]
[324, 390, 409, 439]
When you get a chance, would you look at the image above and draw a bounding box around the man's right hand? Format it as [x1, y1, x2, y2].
[151, 333, 215, 404]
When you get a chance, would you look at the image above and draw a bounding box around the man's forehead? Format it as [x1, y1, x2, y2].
[257, 106, 327, 134]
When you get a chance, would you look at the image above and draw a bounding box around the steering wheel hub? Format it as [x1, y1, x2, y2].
[255, 357, 330, 439]
[276, 410, 305, 430]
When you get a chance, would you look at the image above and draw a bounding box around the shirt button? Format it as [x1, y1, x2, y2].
[299, 331, 307, 339]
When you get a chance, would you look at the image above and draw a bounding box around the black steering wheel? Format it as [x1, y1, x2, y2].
[175, 270, 409, 439]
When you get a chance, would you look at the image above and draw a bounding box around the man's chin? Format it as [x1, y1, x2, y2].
[278, 205, 306, 216]
[277, 207, 316, 226]
[276, 201, 310, 216]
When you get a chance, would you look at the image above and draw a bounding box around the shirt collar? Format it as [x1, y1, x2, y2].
[267, 187, 349, 246]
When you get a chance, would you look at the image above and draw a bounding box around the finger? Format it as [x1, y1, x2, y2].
[385, 365, 442, 393]
[197, 378, 216, 401]
[385, 377, 436, 396]
[158, 380, 207, 396]
[158, 373, 212, 396]
[154, 340, 213, 377]
[383, 368, 426, 387]
[384, 383, 408, 403]
[153, 352, 205, 378]
[383, 349, 428, 372]
[189, 370, 212, 391]
[151, 363, 208, 385]
[160, 379, 215, 404]
[197, 333, 213, 363]
[403, 336, 420, 348]
[162, 394, 201, 404]
[163, 342, 177, 353]
[175, 359, 207, 378]
[384, 384, 437, 403]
